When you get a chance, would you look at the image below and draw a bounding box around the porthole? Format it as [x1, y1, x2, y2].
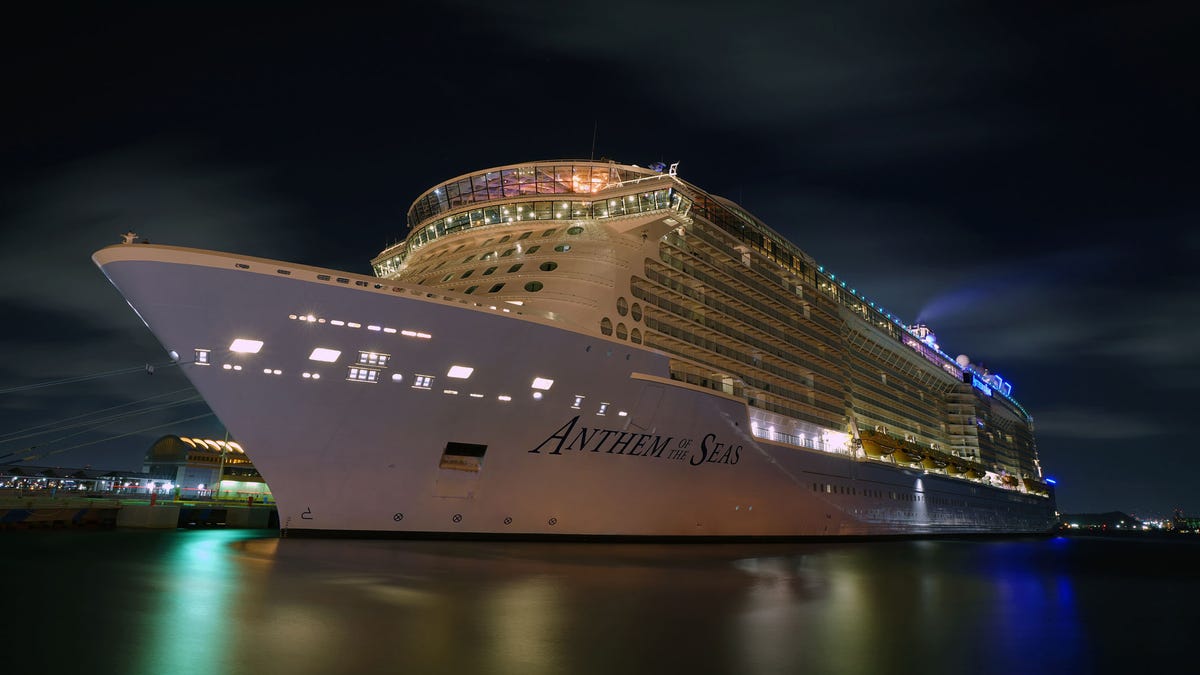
[616, 297, 628, 316]
[630, 328, 642, 344]
[616, 323, 628, 340]
[526, 245, 541, 254]
[488, 283, 505, 293]
[524, 281, 544, 292]
[631, 303, 642, 321]
[465, 285, 478, 294]
[539, 261, 558, 272]
[483, 266, 498, 276]
[600, 317, 613, 336]
[554, 244, 571, 252]
[507, 263, 523, 273]
[566, 226, 584, 235]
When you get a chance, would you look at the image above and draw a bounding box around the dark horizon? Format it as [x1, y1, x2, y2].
[1, 1, 1196, 516]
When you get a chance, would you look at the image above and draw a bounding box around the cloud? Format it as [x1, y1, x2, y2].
[1034, 407, 1165, 440]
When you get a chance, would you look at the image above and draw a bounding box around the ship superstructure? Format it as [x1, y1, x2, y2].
[94, 160, 1055, 537]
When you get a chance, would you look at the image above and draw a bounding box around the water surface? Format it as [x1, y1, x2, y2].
[4, 530, 1197, 674]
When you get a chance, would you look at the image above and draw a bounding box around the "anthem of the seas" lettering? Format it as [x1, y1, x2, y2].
[528, 415, 740, 466]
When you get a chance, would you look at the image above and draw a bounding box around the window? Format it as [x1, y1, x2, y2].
[413, 374, 434, 389]
[483, 266, 498, 275]
[616, 297, 628, 316]
[488, 283, 505, 293]
[358, 351, 389, 367]
[539, 261, 557, 272]
[195, 349, 210, 365]
[600, 317, 613, 336]
[464, 285, 478, 294]
[501, 248, 516, 257]
[567, 226, 584, 235]
[507, 264, 523, 273]
[630, 303, 642, 321]
[463, 254, 476, 263]
[541, 228, 556, 237]
[630, 328, 642, 344]
[524, 281, 543, 292]
[498, 235, 511, 243]
[554, 244, 571, 252]
[347, 367, 379, 383]
[616, 323, 628, 340]
[441, 273, 454, 282]
[460, 270, 473, 279]
[518, 231, 532, 240]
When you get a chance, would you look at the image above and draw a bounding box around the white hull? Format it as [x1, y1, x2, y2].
[95, 244, 1057, 537]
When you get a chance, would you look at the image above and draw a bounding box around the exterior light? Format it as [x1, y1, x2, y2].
[531, 377, 554, 390]
[229, 339, 264, 354]
[309, 348, 341, 363]
[447, 365, 474, 379]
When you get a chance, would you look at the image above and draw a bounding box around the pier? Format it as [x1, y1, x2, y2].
[0, 494, 278, 530]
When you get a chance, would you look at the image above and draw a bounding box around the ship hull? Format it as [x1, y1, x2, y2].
[95, 245, 1057, 538]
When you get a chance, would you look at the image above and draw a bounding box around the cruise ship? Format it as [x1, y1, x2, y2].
[94, 160, 1057, 538]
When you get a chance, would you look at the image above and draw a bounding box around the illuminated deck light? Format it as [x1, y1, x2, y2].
[401, 330, 418, 336]
[331, 320, 345, 326]
[469, 393, 484, 398]
[229, 339, 264, 354]
[447, 365, 474, 379]
[222, 364, 232, 370]
[531, 377, 554, 390]
[368, 325, 382, 331]
[443, 389, 459, 395]
[618, 411, 628, 417]
[383, 327, 397, 333]
[273, 369, 282, 375]
[391, 373, 403, 382]
[498, 395, 512, 402]
[416, 332, 432, 339]
[311, 373, 320, 380]
[309, 348, 341, 363]
[532, 391, 543, 400]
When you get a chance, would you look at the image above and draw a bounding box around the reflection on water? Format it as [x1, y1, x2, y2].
[4, 531, 1199, 675]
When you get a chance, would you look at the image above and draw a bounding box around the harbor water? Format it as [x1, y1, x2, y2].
[4, 530, 1197, 674]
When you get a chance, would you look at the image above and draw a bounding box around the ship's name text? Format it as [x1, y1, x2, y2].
[528, 415, 740, 466]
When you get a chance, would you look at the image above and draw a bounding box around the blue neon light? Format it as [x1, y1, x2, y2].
[971, 375, 992, 396]
[1045, 477, 1057, 485]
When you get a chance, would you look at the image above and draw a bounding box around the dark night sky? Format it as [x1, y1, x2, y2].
[1, 1, 1196, 516]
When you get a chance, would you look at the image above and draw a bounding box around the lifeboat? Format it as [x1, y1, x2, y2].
[922, 456, 948, 471]
[859, 437, 891, 458]
[893, 445, 923, 465]
[858, 429, 897, 458]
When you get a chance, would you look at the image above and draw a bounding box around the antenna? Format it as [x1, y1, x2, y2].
[590, 121, 597, 161]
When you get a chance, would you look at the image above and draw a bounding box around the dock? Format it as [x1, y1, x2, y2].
[0, 495, 278, 531]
